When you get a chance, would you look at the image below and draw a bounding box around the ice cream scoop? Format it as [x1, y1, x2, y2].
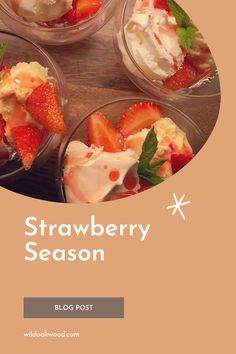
[7, 0, 73, 22]
[0, 62, 48, 102]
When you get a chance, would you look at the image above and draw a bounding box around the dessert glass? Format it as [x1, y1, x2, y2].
[113, 0, 221, 102]
[57, 96, 205, 203]
[0, 0, 118, 45]
[0, 30, 67, 184]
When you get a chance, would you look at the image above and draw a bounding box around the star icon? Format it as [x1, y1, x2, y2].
[167, 193, 191, 220]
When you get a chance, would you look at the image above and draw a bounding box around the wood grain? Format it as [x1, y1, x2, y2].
[0, 20, 220, 202]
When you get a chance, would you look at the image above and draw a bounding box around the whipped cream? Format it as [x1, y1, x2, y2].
[64, 141, 138, 203]
[7, 0, 73, 22]
[124, 0, 184, 81]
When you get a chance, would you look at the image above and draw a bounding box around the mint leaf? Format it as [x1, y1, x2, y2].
[167, 0, 191, 27]
[0, 42, 7, 65]
[138, 173, 164, 185]
[138, 127, 166, 186]
[176, 25, 197, 51]
[139, 127, 158, 168]
[167, 0, 197, 51]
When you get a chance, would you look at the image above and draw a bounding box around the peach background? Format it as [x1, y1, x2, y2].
[1, 0, 236, 352]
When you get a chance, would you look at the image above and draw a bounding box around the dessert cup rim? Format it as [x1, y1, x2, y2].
[0, 29, 67, 182]
[56, 96, 205, 203]
[0, 0, 116, 32]
[118, 0, 220, 99]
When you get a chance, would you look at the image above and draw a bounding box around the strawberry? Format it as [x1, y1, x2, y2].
[88, 112, 123, 152]
[63, 4, 78, 25]
[138, 179, 153, 192]
[11, 125, 43, 170]
[64, 0, 102, 24]
[26, 82, 67, 135]
[76, 0, 102, 21]
[118, 102, 163, 137]
[153, 0, 170, 12]
[171, 152, 194, 174]
[0, 114, 5, 141]
[164, 59, 197, 91]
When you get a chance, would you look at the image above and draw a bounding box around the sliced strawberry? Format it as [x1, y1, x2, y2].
[76, 0, 102, 21]
[11, 125, 43, 170]
[171, 152, 194, 174]
[123, 172, 139, 191]
[64, 0, 102, 24]
[63, 5, 78, 25]
[164, 59, 197, 91]
[26, 82, 67, 135]
[138, 179, 153, 192]
[154, 0, 170, 12]
[119, 102, 163, 137]
[0, 114, 6, 141]
[88, 112, 123, 152]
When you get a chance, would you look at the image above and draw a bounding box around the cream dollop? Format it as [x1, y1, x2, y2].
[124, 0, 184, 81]
[64, 141, 138, 203]
[7, 0, 72, 22]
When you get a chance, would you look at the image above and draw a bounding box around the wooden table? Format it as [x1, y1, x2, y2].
[1, 20, 221, 202]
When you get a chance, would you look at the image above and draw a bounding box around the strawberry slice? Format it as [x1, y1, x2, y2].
[63, 4, 78, 25]
[11, 125, 43, 170]
[118, 102, 163, 137]
[64, 0, 102, 24]
[171, 152, 194, 174]
[88, 112, 123, 152]
[0, 114, 5, 141]
[164, 59, 197, 91]
[153, 0, 170, 12]
[76, 0, 102, 21]
[138, 179, 153, 192]
[26, 82, 67, 135]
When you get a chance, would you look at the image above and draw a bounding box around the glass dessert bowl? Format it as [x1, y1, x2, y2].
[0, 30, 68, 184]
[114, 0, 220, 101]
[57, 97, 205, 204]
[0, 0, 118, 45]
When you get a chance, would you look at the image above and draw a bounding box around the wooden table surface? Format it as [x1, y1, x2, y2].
[1, 20, 221, 202]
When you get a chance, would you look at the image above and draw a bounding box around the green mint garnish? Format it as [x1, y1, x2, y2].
[137, 127, 166, 185]
[167, 0, 197, 51]
[167, 0, 191, 27]
[176, 26, 197, 51]
[0, 42, 7, 65]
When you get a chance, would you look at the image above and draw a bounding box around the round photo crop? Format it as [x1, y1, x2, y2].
[0, 0, 220, 203]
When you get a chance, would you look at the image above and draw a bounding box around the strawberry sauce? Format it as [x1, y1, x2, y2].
[109, 169, 120, 182]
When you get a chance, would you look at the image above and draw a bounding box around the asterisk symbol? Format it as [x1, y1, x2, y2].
[167, 193, 191, 220]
